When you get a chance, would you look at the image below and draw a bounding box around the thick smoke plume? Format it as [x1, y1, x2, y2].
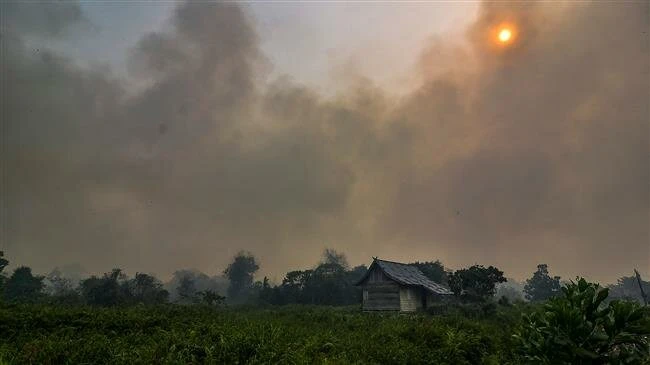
[3, 1, 648, 282]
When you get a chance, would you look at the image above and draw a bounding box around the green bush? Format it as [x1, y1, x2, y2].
[515, 278, 650, 364]
[426, 301, 499, 319]
[2, 280, 646, 365]
[0, 304, 521, 364]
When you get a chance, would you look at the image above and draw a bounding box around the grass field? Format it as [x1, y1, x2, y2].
[0, 304, 523, 364]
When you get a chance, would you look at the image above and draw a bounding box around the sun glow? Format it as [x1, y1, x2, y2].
[498, 28, 512, 43]
[491, 23, 517, 47]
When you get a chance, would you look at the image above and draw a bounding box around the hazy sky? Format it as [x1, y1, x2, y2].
[54, 2, 477, 92]
[3, 0, 648, 284]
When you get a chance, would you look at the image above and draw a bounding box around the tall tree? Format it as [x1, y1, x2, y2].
[524, 264, 561, 302]
[448, 265, 507, 301]
[0, 251, 9, 294]
[0, 251, 8, 275]
[4, 266, 45, 302]
[277, 270, 313, 304]
[223, 251, 259, 302]
[258, 276, 274, 304]
[80, 268, 130, 306]
[128, 273, 169, 305]
[347, 265, 367, 284]
[176, 274, 198, 303]
[410, 260, 447, 284]
[306, 262, 348, 305]
[269, 262, 365, 306]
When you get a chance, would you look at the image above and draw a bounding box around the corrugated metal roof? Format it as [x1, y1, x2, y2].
[357, 258, 453, 295]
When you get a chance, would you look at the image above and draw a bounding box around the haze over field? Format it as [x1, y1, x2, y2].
[2, 0, 648, 283]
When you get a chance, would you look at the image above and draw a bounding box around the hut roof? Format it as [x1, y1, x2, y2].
[356, 258, 453, 295]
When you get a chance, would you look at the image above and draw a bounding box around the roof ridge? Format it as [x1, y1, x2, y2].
[375, 258, 411, 266]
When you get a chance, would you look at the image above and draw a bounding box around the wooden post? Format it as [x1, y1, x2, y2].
[634, 269, 648, 306]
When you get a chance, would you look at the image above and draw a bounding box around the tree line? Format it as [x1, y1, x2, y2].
[0, 250, 647, 307]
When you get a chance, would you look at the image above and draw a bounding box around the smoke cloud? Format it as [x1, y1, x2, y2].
[3, 1, 648, 283]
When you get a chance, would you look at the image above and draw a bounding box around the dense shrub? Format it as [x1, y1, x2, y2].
[0, 304, 521, 364]
[3, 267, 45, 303]
[1, 280, 647, 364]
[426, 301, 499, 319]
[515, 278, 650, 364]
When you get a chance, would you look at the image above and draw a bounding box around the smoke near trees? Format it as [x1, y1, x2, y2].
[176, 275, 197, 303]
[167, 269, 228, 303]
[321, 249, 349, 270]
[608, 276, 650, 304]
[1, 1, 648, 361]
[2, 0, 647, 284]
[44, 269, 79, 305]
[0, 250, 648, 308]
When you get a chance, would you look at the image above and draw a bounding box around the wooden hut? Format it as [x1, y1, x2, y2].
[355, 258, 453, 312]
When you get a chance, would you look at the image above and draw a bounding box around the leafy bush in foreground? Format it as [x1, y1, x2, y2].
[515, 278, 650, 364]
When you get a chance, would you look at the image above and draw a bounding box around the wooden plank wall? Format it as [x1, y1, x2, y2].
[399, 287, 422, 312]
[362, 281, 400, 311]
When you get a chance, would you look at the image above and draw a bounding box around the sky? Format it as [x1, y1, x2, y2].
[48, 2, 477, 93]
[2, 0, 648, 284]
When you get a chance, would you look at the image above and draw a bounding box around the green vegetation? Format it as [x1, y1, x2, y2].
[1, 250, 648, 364]
[0, 304, 523, 364]
[516, 278, 650, 364]
[523, 264, 561, 302]
[2, 280, 648, 364]
[223, 251, 260, 302]
[448, 265, 507, 302]
[410, 260, 448, 285]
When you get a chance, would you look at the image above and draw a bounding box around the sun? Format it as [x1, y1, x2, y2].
[491, 23, 517, 48]
[498, 28, 512, 43]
